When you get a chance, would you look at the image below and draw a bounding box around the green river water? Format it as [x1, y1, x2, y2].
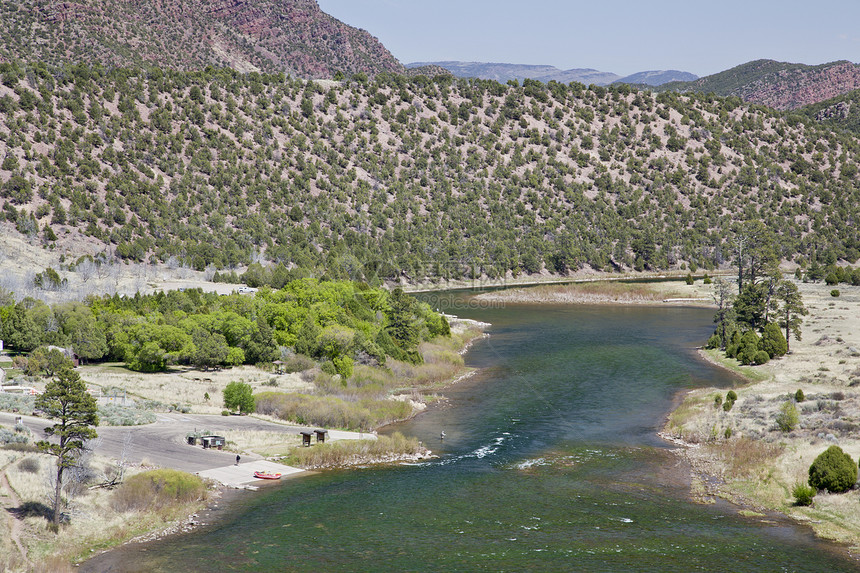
[84, 297, 860, 572]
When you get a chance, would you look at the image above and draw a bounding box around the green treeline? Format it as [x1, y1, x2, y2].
[0, 280, 449, 376]
[1, 63, 860, 280]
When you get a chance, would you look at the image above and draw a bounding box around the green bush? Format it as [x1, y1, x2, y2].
[726, 390, 738, 402]
[795, 389, 805, 402]
[223, 381, 255, 413]
[113, 469, 207, 511]
[723, 400, 734, 412]
[831, 289, 840, 297]
[825, 273, 839, 286]
[808, 445, 857, 493]
[320, 361, 338, 376]
[776, 401, 800, 432]
[706, 334, 721, 349]
[685, 273, 694, 285]
[753, 350, 770, 365]
[724, 427, 732, 439]
[792, 482, 816, 506]
[760, 323, 787, 358]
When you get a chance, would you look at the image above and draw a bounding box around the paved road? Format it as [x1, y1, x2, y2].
[0, 411, 372, 473]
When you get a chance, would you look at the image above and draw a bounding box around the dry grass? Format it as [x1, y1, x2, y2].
[285, 432, 424, 469]
[79, 364, 313, 414]
[474, 277, 717, 305]
[221, 430, 303, 457]
[708, 437, 782, 477]
[1, 450, 212, 568]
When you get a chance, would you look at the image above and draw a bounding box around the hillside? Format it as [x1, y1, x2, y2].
[406, 62, 697, 87]
[1, 65, 859, 286]
[616, 70, 697, 86]
[799, 89, 860, 135]
[0, 0, 403, 78]
[659, 59, 860, 110]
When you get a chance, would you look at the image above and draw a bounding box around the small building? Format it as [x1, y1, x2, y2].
[300, 431, 314, 447]
[46, 345, 80, 367]
[314, 429, 328, 444]
[200, 435, 226, 450]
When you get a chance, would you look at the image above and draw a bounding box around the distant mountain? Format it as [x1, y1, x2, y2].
[615, 70, 698, 86]
[406, 61, 622, 86]
[658, 59, 860, 110]
[0, 0, 404, 78]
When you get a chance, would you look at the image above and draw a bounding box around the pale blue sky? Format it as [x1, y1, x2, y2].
[317, 0, 860, 76]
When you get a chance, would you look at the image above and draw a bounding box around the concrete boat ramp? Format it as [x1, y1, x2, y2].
[197, 460, 304, 489]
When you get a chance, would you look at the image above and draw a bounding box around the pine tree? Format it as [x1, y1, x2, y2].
[35, 367, 99, 525]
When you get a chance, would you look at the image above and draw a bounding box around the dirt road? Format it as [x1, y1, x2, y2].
[0, 412, 370, 473]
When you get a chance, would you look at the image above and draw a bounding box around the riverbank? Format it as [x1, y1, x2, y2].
[471, 275, 718, 306]
[0, 314, 489, 571]
[663, 280, 860, 551]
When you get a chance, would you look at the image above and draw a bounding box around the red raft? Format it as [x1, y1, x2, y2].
[253, 471, 282, 480]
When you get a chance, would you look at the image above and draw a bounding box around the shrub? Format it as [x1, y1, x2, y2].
[831, 289, 840, 297]
[223, 381, 255, 413]
[714, 395, 723, 408]
[706, 334, 721, 349]
[776, 401, 799, 432]
[0, 427, 29, 445]
[17, 456, 40, 473]
[760, 323, 787, 358]
[753, 350, 770, 365]
[286, 432, 422, 469]
[280, 354, 315, 373]
[723, 400, 734, 412]
[724, 427, 732, 439]
[99, 404, 157, 426]
[113, 469, 207, 512]
[685, 273, 694, 285]
[792, 482, 816, 506]
[825, 273, 839, 286]
[808, 445, 857, 493]
[726, 390, 738, 402]
[703, 275, 712, 284]
[320, 361, 338, 376]
[221, 410, 230, 416]
[795, 389, 805, 402]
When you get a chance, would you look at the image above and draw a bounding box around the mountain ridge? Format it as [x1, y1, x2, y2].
[0, 0, 404, 78]
[658, 59, 860, 110]
[406, 61, 698, 87]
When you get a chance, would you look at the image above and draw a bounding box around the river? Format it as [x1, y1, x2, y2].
[84, 297, 859, 572]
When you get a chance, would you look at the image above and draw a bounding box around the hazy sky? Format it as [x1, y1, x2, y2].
[317, 0, 860, 77]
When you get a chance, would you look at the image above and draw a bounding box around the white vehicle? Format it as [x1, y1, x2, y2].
[237, 286, 258, 294]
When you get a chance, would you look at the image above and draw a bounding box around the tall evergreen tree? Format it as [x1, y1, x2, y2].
[35, 367, 99, 525]
[775, 280, 807, 353]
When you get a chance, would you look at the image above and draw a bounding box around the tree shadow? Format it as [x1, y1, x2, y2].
[8, 501, 52, 521]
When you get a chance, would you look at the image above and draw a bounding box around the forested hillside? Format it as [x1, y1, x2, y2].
[659, 60, 860, 111]
[0, 0, 403, 78]
[1, 63, 860, 282]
